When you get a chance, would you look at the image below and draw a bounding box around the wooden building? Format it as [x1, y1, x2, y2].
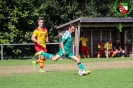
[56, 17, 133, 57]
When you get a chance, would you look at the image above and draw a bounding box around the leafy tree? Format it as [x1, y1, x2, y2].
[0, 0, 46, 58]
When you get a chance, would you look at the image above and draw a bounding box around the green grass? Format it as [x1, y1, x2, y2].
[0, 57, 133, 88]
[0, 68, 133, 88]
[0, 57, 133, 66]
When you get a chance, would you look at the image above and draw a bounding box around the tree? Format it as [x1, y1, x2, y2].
[0, 0, 47, 58]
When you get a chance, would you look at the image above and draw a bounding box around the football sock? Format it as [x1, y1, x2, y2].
[41, 52, 53, 59]
[36, 59, 40, 64]
[97, 54, 100, 58]
[87, 54, 90, 58]
[39, 57, 44, 69]
[83, 55, 86, 58]
[111, 53, 115, 58]
[78, 62, 86, 71]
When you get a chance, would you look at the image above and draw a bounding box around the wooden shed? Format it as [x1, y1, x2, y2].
[56, 17, 133, 57]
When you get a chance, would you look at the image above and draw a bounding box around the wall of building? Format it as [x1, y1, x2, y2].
[81, 27, 118, 57]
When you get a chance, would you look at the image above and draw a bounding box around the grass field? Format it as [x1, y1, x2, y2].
[0, 57, 133, 88]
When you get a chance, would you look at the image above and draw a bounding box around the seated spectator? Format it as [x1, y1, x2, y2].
[113, 38, 125, 58]
[104, 37, 116, 58]
[97, 41, 105, 58]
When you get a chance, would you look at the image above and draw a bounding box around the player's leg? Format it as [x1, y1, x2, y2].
[41, 52, 53, 59]
[81, 45, 85, 58]
[121, 49, 125, 58]
[32, 45, 42, 70]
[52, 49, 64, 61]
[39, 55, 46, 72]
[34, 47, 53, 59]
[51, 54, 61, 61]
[105, 50, 109, 58]
[39, 48, 47, 73]
[35, 51, 62, 62]
[104, 50, 106, 58]
[69, 53, 91, 74]
[32, 45, 46, 72]
[111, 50, 117, 58]
[116, 50, 121, 57]
[36, 48, 62, 62]
[101, 50, 105, 57]
[108, 50, 112, 57]
[83, 46, 86, 58]
[85, 46, 90, 58]
[77, 54, 81, 59]
[97, 51, 101, 58]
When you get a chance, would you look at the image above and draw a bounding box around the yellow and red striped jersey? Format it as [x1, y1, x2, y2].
[80, 37, 88, 46]
[32, 27, 48, 48]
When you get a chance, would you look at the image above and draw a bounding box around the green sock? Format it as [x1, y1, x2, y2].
[41, 52, 52, 59]
[78, 63, 86, 71]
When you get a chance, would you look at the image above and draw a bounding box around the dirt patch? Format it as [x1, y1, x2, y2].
[0, 60, 133, 77]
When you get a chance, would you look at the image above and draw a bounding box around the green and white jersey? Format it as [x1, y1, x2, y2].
[61, 31, 72, 50]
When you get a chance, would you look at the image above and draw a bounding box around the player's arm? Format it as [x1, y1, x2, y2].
[59, 32, 63, 37]
[45, 36, 49, 42]
[31, 35, 37, 42]
[86, 37, 88, 42]
[45, 30, 49, 42]
[45, 32, 49, 43]
[98, 44, 100, 50]
[31, 30, 40, 44]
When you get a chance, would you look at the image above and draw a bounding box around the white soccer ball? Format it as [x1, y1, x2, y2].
[78, 69, 86, 76]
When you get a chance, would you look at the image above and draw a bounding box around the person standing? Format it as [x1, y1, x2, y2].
[104, 37, 115, 58]
[80, 32, 90, 58]
[31, 18, 49, 72]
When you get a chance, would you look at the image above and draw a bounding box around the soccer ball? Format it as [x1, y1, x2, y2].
[78, 69, 86, 76]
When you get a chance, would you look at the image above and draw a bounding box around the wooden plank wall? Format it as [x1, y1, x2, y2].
[81, 27, 118, 57]
[92, 29, 100, 57]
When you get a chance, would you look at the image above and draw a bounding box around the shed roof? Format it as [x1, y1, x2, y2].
[57, 17, 133, 29]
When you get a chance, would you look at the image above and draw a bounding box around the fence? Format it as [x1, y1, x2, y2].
[0, 43, 75, 61]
